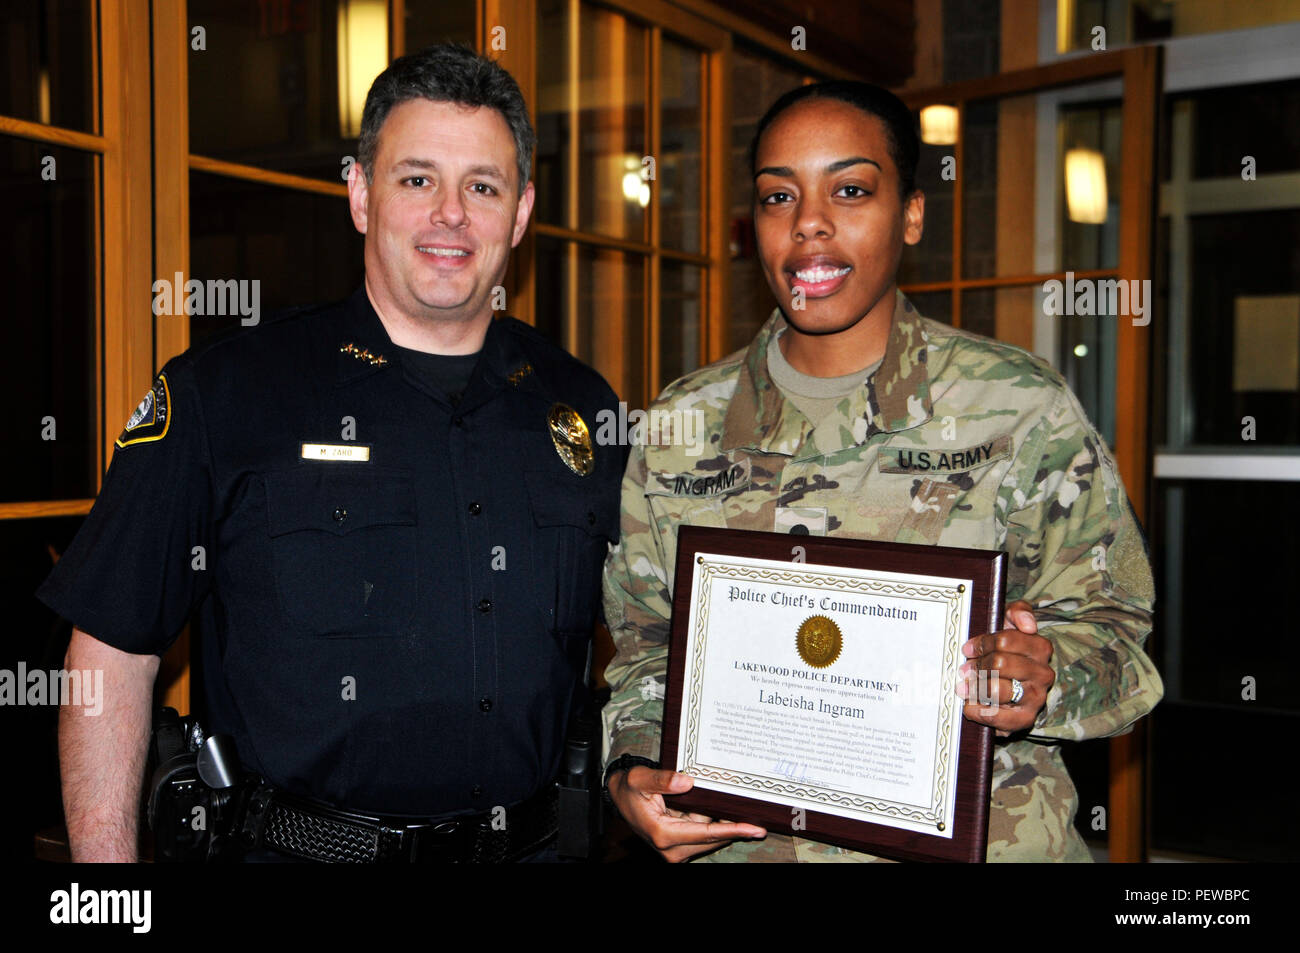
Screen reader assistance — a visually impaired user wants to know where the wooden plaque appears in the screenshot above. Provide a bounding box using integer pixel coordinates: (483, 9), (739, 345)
(659, 525), (1005, 863)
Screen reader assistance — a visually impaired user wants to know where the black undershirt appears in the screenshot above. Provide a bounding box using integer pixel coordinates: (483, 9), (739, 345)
(396, 346), (482, 404)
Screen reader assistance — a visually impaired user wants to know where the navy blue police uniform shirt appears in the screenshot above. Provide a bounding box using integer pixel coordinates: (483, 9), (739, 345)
(38, 287), (624, 816)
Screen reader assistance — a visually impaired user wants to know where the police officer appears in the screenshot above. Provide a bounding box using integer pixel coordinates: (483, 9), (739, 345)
(40, 44), (622, 862)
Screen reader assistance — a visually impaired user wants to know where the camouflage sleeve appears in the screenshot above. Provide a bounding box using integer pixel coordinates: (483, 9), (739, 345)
(600, 438), (673, 768)
(1001, 384), (1164, 742)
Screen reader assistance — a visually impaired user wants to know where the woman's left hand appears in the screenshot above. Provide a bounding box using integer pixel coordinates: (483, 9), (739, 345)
(957, 600), (1055, 737)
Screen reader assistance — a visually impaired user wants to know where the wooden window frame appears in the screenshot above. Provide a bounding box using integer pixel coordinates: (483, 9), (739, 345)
(139, 0), (734, 708)
(895, 46), (1160, 520)
(0, 0), (153, 522)
(896, 46), (1163, 863)
(498, 0), (731, 406)
(6, 0), (1158, 864)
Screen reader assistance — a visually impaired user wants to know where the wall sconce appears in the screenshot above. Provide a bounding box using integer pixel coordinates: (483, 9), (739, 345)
(337, 0), (388, 139)
(919, 105), (958, 145)
(1065, 147), (1108, 224)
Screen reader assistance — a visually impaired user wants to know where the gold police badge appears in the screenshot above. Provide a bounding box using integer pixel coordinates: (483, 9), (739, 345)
(547, 403), (594, 476)
(796, 615), (842, 669)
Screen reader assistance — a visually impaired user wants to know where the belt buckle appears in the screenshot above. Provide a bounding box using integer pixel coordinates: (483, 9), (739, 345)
(407, 819), (468, 863)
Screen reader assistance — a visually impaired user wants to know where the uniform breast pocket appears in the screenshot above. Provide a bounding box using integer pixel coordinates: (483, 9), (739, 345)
(524, 469), (618, 666)
(264, 466), (418, 635)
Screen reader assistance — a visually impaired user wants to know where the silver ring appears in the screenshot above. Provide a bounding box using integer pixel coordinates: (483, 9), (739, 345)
(1009, 678), (1025, 705)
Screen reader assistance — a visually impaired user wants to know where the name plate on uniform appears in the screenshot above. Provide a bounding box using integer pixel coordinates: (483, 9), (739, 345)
(660, 526), (1004, 863)
(300, 443), (371, 462)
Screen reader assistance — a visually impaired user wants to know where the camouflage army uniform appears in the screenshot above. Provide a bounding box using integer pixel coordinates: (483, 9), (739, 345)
(601, 291), (1163, 862)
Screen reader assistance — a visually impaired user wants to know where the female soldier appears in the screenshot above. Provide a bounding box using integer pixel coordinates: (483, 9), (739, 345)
(601, 81), (1162, 863)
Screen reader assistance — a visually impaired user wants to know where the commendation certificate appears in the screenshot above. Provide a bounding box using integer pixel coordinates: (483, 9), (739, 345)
(661, 527), (1003, 862)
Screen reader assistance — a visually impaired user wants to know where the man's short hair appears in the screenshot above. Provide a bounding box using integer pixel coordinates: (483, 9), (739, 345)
(358, 43), (536, 192)
(748, 81), (921, 199)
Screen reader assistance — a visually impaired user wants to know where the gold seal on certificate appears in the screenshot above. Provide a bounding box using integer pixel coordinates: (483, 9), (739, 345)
(796, 615), (842, 668)
(659, 526), (1006, 863)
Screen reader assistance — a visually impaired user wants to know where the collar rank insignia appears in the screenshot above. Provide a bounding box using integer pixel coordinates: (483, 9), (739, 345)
(547, 403), (594, 476)
(340, 342), (388, 366)
(506, 362), (533, 386)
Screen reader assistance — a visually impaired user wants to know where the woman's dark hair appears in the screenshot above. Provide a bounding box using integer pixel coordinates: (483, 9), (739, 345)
(358, 43), (535, 192)
(748, 81), (920, 198)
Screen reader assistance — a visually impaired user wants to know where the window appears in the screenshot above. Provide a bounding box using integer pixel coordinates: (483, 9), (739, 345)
(726, 43), (810, 355)
(898, 46), (1162, 860)
(0, 0), (112, 861)
(897, 70), (1151, 454)
(531, 0), (725, 408)
(1149, 78), (1300, 862)
(1058, 0), (1300, 52)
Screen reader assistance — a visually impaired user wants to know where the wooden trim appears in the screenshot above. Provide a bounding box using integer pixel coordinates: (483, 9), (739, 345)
(599, 0), (728, 50)
(485, 0), (537, 325)
(1109, 43), (1161, 866)
(154, 2), (190, 369)
(895, 48), (1132, 108)
(952, 101), (963, 329)
(903, 0), (942, 91)
(100, 0), (155, 476)
(152, 1), (193, 718)
(647, 26), (662, 398)
(0, 500), (96, 520)
(188, 154), (349, 197)
(1116, 46), (1159, 533)
(901, 268), (1117, 294)
(93, 145), (105, 480)
(601, 10), (630, 401)
(665, 0), (862, 80)
(512, 219), (536, 331)
(89, 0), (101, 136)
(525, 0), (725, 386)
(390, 0), (405, 58)
(1110, 725), (1146, 862)
(534, 221), (654, 257)
(908, 45), (1161, 865)
(0, 115), (106, 153)
(993, 91), (1037, 350)
(910, 41), (1162, 870)
(1001, 0), (1039, 72)
(660, 246), (712, 266)
(704, 39), (730, 364)
(563, 0), (580, 355)
(483, 0), (536, 73)
(692, 34), (709, 281)
(532, 221), (711, 267)
(90, 0), (104, 481)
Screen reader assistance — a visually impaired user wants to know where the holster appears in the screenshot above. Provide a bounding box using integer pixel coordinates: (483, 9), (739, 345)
(146, 707), (250, 861)
(555, 704), (604, 860)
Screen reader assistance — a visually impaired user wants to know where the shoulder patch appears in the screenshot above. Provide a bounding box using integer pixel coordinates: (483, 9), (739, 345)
(115, 374), (171, 448)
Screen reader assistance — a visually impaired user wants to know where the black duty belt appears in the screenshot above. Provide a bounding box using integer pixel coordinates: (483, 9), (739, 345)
(237, 784), (560, 863)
